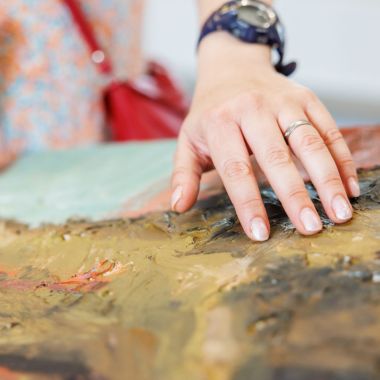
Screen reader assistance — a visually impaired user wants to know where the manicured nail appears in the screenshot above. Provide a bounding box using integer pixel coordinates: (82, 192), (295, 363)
(250, 218), (269, 242)
(300, 208), (322, 232)
(171, 186), (182, 210)
(332, 195), (352, 221)
(348, 177), (360, 198)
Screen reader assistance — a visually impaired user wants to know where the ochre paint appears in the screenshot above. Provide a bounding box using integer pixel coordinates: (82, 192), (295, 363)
(0, 167), (379, 379)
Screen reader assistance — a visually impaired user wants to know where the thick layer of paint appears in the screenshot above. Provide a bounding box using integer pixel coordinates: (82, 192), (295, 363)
(0, 167), (379, 380)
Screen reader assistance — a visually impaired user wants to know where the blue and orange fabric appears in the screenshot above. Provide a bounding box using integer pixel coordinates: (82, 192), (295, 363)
(0, 0), (144, 166)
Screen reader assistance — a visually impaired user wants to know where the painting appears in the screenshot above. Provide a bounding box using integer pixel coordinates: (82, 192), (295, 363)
(0, 126), (379, 380)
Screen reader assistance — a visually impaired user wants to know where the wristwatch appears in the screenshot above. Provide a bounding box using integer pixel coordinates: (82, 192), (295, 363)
(198, 0), (297, 76)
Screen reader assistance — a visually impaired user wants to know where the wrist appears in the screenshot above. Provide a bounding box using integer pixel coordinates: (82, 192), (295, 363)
(197, 32), (273, 75)
(196, 1), (296, 77)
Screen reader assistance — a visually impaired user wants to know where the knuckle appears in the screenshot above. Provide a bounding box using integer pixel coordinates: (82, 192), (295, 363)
(172, 166), (199, 184)
(321, 174), (343, 189)
(222, 159), (251, 179)
(264, 145), (292, 168)
(339, 155), (355, 168)
(297, 87), (318, 104)
(202, 106), (230, 125)
(323, 129), (344, 146)
(287, 186), (309, 201)
(236, 197), (263, 211)
(299, 132), (326, 154)
(238, 92), (264, 111)
(172, 166), (187, 178)
(171, 166), (187, 184)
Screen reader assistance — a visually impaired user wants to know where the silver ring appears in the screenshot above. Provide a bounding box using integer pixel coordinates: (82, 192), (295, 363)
(284, 120), (313, 141)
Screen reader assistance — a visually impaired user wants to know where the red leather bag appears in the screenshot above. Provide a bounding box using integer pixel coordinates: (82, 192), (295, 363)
(64, 0), (188, 141)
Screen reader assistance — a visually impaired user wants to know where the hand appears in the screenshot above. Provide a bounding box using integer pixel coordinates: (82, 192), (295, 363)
(171, 34), (359, 241)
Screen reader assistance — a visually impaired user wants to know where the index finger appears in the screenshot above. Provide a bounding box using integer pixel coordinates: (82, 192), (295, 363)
(206, 119), (270, 242)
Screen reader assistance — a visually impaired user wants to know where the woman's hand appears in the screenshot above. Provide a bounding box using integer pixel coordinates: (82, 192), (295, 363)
(171, 33), (359, 241)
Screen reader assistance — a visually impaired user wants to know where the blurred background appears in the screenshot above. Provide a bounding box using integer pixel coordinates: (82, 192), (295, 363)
(143, 0), (380, 126)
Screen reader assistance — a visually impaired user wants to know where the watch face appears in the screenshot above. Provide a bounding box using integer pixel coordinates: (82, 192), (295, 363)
(237, 0), (277, 29)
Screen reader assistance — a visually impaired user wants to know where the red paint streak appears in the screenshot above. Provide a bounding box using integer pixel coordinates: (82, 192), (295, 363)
(0, 260), (123, 294)
(49, 259), (116, 292)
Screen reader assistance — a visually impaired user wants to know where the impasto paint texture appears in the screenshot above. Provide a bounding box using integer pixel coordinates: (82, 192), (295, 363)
(0, 167), (379, 380)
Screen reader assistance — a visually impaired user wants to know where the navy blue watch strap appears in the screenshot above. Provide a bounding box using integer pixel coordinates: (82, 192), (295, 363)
(198, 1), (237, 44)
(198, 1), (297, 76)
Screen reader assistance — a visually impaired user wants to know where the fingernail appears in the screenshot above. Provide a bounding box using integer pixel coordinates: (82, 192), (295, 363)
(300, 207), (322, 232)
(332, 195), (352, 221)
(171, 186), (182, 210)
(348, 177), (360, 198)
(250, 218), (269, 242)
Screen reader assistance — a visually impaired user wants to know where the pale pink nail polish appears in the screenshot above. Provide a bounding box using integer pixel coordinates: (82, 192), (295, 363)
(348, 177), (360, 198)
(171, 186), (183, 210)
(250, 218), (269, 241)
(332, 195), (352, 221)
(300, 208), (322, 233)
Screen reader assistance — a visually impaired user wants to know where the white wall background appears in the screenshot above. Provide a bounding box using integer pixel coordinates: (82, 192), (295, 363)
(142, 0), (380, 125)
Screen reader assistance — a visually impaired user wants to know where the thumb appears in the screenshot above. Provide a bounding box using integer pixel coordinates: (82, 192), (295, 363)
(171, 133), (203, 213)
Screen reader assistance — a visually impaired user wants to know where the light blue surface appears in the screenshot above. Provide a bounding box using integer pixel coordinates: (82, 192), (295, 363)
(0, 140), (177, 226)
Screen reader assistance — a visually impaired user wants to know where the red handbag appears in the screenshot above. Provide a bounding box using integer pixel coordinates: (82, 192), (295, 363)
(64, 0), (188, 141)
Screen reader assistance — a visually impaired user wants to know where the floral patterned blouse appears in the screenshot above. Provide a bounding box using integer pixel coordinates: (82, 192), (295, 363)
(0, 0), (144, 165)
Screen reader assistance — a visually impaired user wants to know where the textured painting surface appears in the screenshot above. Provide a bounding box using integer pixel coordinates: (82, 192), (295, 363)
(0, 126), (379, 380)
(0, 166), (379, 380)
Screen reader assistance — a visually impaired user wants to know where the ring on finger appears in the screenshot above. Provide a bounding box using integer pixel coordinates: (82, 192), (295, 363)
(284, 120), (313, 142)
